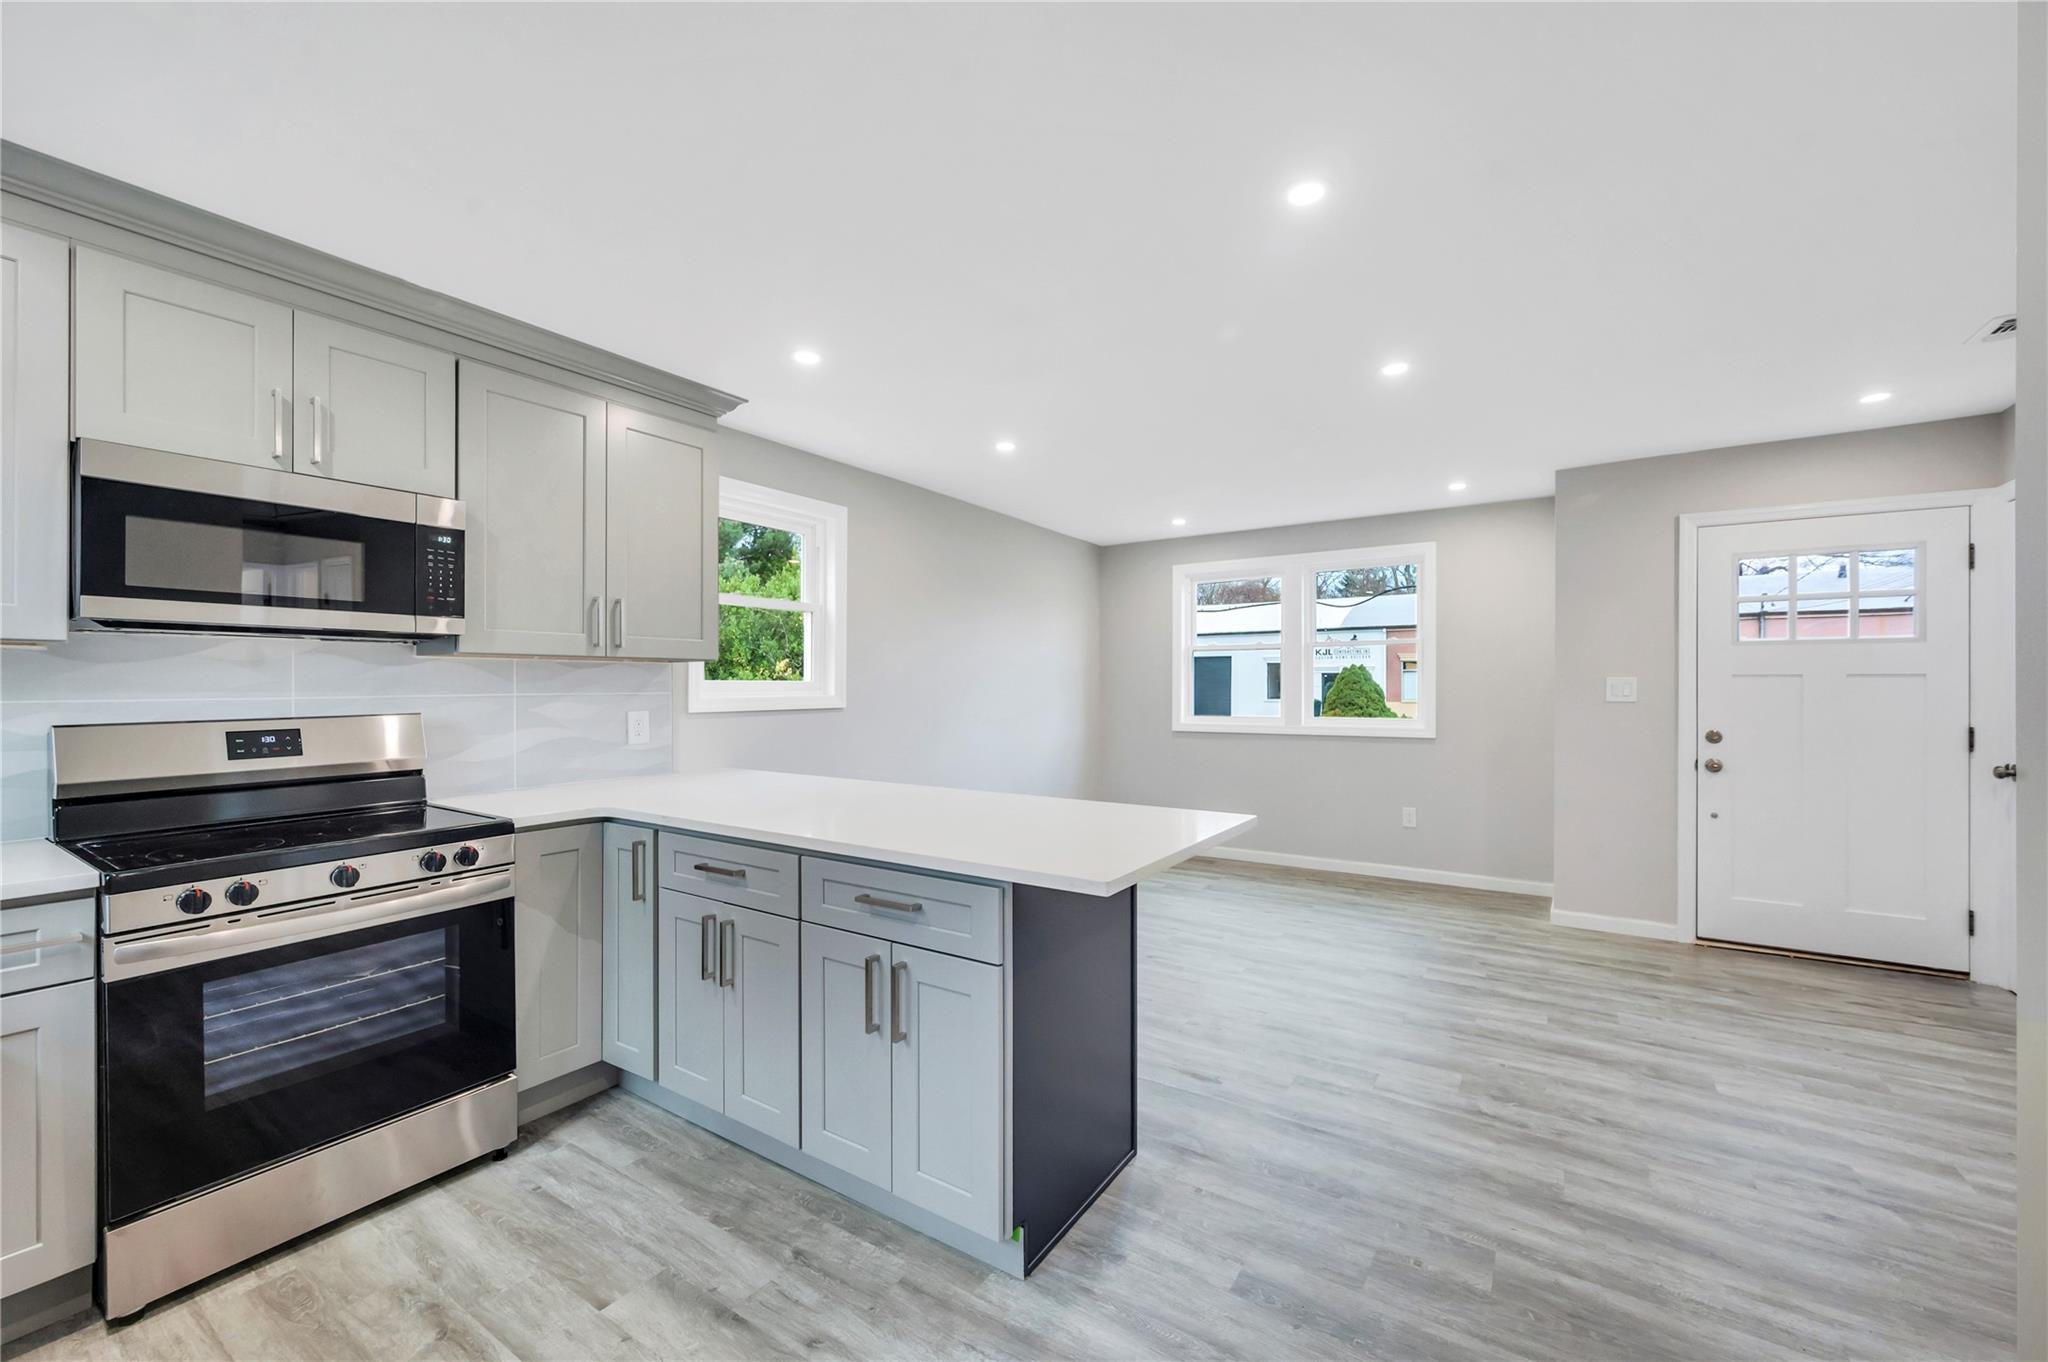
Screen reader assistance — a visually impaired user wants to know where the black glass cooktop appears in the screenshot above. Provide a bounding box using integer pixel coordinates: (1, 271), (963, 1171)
(65, 803), (508, 887)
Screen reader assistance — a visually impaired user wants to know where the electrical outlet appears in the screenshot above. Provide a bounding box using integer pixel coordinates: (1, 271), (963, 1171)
(1605, 676), (1639, 703)
(1401, 806), (1417, 829)
(626, 710), (651, 746)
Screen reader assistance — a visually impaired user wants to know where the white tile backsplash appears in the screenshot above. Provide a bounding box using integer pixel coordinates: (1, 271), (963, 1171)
(0, 633), (674, 838)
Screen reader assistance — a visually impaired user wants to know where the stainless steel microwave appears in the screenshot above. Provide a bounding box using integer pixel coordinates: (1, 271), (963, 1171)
(72, 440), (465, 639)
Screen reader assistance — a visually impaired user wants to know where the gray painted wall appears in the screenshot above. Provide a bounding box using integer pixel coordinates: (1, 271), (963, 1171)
(0, 635), (672, 840)
(1552, 412), (2012, 931)
(670, 427), (1101, 800)
(1095, 498), (1556, 889)
(2013, 0), (2045, 1352)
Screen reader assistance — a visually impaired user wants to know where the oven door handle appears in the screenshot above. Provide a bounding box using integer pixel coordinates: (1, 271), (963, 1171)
(103, 870), (514, 982)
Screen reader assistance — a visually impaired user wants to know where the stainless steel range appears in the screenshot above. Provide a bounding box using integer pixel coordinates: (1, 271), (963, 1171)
(49, 714), (517, 1321)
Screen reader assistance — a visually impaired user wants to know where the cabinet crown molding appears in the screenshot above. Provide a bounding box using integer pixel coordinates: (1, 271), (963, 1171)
(1, 139), (747, 422)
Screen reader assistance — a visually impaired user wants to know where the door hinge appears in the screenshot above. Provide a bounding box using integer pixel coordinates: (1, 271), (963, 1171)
(1969, 725), (1976, 752)
(1969, 542), (1976, 569)
(1968, 909), (1976, 937)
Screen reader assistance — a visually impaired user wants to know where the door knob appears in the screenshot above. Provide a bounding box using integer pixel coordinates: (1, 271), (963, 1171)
(1704, 729), (1723, 744)
(1703, 757), (1724, 773)
(1993, 764), (2017, 780)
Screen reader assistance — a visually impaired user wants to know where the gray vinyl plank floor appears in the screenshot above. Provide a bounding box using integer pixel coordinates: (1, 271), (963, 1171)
(7, 860), (2016, 1361)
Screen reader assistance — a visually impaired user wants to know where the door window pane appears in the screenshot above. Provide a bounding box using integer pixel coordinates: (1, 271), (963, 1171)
(1736, 600), (1788, 640)
(706, 605), (808, 681)
(1736, 556), (1790, 597)
(1796, 552), (1852, 593)
(1855, 595), (1916, 637)
(717, 519), (803, 600)
(1856, 548), (1916, 593)
(1794, 596), (1850, 639)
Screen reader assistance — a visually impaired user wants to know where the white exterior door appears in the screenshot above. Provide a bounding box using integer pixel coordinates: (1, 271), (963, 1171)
(800, 923), (893, 1186)
(722, 906), (800, 1146)
(1696, 507), (1972, 969)
(656, 889), (724, 1107)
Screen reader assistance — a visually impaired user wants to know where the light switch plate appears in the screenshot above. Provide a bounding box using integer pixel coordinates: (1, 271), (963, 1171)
(626, 710), (651, 745)
(1605, 676), (1638, 703)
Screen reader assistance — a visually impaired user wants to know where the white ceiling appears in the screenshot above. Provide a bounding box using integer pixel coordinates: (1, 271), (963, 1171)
(1, 3), (2017, 545)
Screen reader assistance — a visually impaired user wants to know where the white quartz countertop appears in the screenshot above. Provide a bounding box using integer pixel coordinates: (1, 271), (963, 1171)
(448, 769), (1256, 897)
(0, 838), (100, 906)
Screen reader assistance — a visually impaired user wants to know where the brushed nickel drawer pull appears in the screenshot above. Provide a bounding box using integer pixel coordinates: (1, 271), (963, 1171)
(854, 892), (922, 914)
(863, 953), (882, 1035)
(890, 960), (909, 1043)
(698, 912), (716, 981)
(693, 863), (746, 879)
(718, 918), (736, 989)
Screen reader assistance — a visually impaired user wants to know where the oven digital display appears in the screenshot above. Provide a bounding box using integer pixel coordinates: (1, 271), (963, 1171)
(225, 728), (303, 761)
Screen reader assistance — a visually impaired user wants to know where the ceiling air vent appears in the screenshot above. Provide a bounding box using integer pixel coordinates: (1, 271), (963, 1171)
(1967, 314), (2017, 344)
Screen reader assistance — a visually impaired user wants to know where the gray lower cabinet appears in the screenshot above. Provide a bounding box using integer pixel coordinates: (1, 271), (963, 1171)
(800, 921), (1005, 1240)
(292, 312), (455, 497)
(655, 889), (799, 1145)
(601, 824), (656, 1081)
(0, 977), (96, 1296)
(514, 823), (605, 1090)
(0, 221), (70, 642)
(73, 246), (296, 469)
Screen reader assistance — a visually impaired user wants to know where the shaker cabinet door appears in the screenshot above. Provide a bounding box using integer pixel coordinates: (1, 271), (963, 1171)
(601, 824), (657, 1081)
(456, 362), (607, 656)
(513, 822), (605, 1090)
(1, 222), (71, 641)
(656, 889), (725, 1108)
(604, 404), (717, 660)
(888, 943), (1005, 1240)
(722, 906), (799, 1146)
(74, 246), (294, 468)
(293, 312), (455, 497)
(0, 979), (97, 1295)
(800, 923), (893, 1187)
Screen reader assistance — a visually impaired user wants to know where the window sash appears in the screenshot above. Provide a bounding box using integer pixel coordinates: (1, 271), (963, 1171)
(690, 479), (846, 713)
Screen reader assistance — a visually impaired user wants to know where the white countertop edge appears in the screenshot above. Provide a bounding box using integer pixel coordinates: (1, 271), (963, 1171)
(442, 795), (1258, 898)
(0, 838), (101, 906)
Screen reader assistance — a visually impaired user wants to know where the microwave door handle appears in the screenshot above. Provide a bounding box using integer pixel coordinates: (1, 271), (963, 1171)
(103, 869), (512, 982)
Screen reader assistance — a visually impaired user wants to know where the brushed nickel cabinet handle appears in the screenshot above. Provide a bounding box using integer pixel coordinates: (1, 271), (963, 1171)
(631, 838), (646, 902)
(854, 892), (922, 914)
(719, 918), (736, 988)
(863, 953), (882, 1035)
(611, 597), (624, 652)
(698, 912), (716, 981)
(587, 597), (601, 650)
(693, 862), (745, 879)
(271, 389), (284, 462)
(890, 960), (909, 1043)
(309, 396), (323, 465)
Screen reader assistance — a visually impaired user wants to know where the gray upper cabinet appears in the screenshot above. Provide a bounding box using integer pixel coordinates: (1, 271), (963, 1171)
(456, 362), (608, 656)
(1, 222), (72, 642)
(605, 403), (717, 661)
(74, 246), (295, 468)
(292, 312), (455, 497)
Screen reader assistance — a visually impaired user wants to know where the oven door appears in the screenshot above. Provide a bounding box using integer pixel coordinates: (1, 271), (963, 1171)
(74, 440), (430, 637)
(100, 872), (515, 1226)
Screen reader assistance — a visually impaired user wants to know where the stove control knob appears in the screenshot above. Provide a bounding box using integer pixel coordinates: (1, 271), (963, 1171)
(418, 849), (449, 874)
(175, 887), (212, 915)
(453, 844), (481, 868)
(330, 864), (362, 890)
(225, 880), (260, 908)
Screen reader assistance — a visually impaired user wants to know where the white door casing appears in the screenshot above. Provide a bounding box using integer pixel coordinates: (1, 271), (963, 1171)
(1695, 507), (1972, 970)
(1970, 494), (2018, 990)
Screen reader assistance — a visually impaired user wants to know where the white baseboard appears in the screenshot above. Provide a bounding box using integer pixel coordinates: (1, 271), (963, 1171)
(1548, 907), (1686, 942)
(1197, 845), (1553, 899)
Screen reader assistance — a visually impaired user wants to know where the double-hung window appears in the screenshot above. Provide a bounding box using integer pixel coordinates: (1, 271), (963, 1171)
(1172, 541), (1435, 737)
(686, 478), (847, 712)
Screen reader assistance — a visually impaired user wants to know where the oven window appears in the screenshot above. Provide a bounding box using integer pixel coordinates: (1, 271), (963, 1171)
(126, 517), (368, 603)
(202, 926), (454, 1105)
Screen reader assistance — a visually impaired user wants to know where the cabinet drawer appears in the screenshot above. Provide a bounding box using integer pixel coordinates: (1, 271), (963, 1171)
(800, 858), (1003, 966)
(0, 898), (95, 996)
(657, 832), (799, 917)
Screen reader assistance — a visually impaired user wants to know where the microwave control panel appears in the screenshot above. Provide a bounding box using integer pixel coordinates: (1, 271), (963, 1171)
(417, 526), (465, 617)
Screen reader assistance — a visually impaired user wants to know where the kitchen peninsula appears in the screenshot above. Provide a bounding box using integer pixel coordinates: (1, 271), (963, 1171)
(451, 769), (1254, 1275)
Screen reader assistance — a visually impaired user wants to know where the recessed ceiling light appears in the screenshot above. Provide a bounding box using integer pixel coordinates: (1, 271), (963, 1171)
(994, 439), (1017, 455)
(1447, 481), (1469, 493)
(1285, 180), (1327, 208)
(1859, 390), (1892, 404)
(1381, 360), (1412, 378)
(791, 348), (822, 367)
(1170, 516), (1188, 527)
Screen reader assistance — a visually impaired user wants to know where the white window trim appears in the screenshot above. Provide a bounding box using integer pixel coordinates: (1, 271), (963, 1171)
(687, 478), (848, 713)
(1170, 541), (1437, 738)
